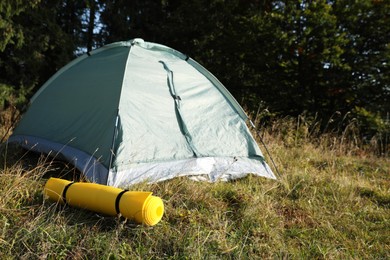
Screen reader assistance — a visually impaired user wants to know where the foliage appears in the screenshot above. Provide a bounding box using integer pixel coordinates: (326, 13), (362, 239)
(267, 1), (350, 117)
(353, 106), (390, 155)
(0, 0), (78, 110)
(333, 0), (390, 114)
(0, 0), (40, 51)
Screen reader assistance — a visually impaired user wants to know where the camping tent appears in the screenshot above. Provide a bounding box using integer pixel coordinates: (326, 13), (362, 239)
(8, 39), (275, 187)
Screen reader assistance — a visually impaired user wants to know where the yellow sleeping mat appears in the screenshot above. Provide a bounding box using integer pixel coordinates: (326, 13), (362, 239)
(44, 177), (164, 226)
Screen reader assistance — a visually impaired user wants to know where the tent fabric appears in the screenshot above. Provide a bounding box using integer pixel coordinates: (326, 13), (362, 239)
(8, 38), (276, 188)
(108, 156), (274, 187)
(8, 135), (108, 183)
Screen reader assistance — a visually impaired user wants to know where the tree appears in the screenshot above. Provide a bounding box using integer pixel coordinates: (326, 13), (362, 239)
(0, 0), (40, 108)
(333, 0), (390, 138)
(251, 0), (350, 119)
(333, 0), (390, 114)
(0, 0), (78, 109)
(0, 0), (41, 52)
(99, 0), (165, 44)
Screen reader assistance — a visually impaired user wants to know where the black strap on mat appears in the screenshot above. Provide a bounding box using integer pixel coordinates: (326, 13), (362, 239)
(62, 182), (74, 204)
(115, 190), (129, 215)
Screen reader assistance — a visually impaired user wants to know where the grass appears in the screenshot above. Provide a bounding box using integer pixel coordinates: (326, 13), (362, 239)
(0, 111), (389, 259)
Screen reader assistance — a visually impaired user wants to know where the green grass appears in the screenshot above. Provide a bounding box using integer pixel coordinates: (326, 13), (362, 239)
(0, 114), (389, 259)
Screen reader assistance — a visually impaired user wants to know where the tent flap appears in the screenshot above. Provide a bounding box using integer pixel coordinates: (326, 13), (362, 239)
(108, 156), (275, 187)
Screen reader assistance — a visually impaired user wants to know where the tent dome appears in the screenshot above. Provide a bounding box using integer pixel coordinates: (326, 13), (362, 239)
(8, 39), (275, 187)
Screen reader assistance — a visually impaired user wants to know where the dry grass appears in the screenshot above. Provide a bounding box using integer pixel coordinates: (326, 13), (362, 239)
(0, 111), (389, 259)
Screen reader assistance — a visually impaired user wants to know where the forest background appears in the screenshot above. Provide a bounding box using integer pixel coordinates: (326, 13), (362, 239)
(0, 1), (389, 258)
(0, 0), (389, 152)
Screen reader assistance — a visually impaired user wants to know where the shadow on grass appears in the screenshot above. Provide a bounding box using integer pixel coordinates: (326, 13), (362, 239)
(0, 142), (84, 182)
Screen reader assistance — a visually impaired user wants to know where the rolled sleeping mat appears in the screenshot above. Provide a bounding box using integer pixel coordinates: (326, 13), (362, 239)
(43, 177), (164, 226)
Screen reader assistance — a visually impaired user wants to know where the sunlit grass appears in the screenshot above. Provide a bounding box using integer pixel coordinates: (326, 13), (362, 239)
(0, 112), (389, 259)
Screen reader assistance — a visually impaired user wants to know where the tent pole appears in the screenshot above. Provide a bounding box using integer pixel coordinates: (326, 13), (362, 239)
(108, 109), (120, 173)
(250, 120), (282, 178)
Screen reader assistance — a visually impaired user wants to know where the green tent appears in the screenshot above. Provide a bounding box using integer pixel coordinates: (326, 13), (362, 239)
(8, 39), (275, 187)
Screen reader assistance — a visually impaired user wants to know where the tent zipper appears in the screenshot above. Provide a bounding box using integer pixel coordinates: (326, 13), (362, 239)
(159, 60), (198, 157)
